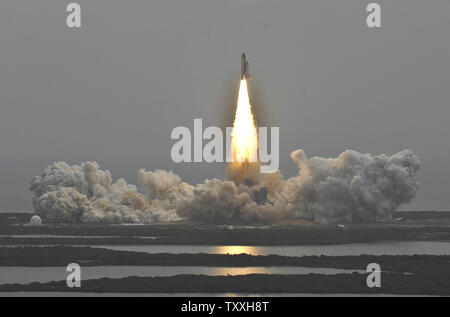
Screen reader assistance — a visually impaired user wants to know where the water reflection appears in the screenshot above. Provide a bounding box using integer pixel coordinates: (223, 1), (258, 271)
(85, 241), (450, 256)
(213, 246), (258, 255)
(0, 266), (359, 285)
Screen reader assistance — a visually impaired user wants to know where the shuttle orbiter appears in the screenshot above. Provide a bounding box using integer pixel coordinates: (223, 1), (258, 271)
(241, 53), (251, 79)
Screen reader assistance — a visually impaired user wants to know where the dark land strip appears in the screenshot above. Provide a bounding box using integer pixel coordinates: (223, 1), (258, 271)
(1, 273), (449, 295)
(1, 246), (450, 275)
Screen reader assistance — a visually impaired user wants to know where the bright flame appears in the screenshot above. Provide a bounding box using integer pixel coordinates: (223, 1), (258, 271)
(232, 79), (258, 163)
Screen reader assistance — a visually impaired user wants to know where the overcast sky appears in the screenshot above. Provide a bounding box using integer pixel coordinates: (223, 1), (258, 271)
(0, 0), (449, 211)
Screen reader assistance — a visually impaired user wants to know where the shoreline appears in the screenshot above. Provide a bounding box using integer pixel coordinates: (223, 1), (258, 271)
(2, 212), (450, 246)
(1, 227), (450, 246)
(1, 273), (449, 295)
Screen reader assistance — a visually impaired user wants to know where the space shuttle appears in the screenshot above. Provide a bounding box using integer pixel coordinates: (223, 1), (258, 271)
(241, 53), (251, 79)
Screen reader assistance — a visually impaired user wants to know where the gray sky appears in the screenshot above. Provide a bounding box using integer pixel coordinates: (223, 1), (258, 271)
(0, 0), (449, 211)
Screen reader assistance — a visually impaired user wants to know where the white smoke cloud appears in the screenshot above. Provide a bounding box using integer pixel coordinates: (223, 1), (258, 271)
(30, 162), (180, 223)
(30, 149), (420, 224)
(176, 179), (253, 222)
(279, 149), (421, 223)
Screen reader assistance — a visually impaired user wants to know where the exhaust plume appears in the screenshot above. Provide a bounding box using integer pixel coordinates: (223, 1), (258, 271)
(227, 79), (260, 185)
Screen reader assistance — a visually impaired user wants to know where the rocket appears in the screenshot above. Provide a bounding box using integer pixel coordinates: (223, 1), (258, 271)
(241, 53), (251, 79)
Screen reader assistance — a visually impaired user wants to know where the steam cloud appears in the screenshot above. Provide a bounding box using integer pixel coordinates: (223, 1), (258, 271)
(30, 149), (420, 224)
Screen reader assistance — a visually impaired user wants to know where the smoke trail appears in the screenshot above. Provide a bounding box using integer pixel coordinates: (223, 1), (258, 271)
(30, 149), (420, 224)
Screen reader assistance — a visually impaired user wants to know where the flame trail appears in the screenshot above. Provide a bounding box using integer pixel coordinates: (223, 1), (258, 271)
(232, 79), (258, 163)
(229, 79), (259, 184)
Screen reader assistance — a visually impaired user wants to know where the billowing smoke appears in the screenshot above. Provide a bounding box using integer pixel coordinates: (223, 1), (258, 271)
(30, 149), (420, 224)
(30, 162), (181, 223)
(279, 149), (421, 223)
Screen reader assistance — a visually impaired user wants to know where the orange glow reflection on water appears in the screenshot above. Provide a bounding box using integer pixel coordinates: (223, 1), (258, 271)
(209, 267), (270, 275)
(208, 246), (269, 275)
(212, 245), (258, 255)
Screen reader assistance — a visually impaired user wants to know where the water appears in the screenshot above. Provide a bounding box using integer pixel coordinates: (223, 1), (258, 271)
(0, 266), (360, 285)
(0, 234), (160, 239)
(85, 241), (450, 256)
(1, 241), (447, 295)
